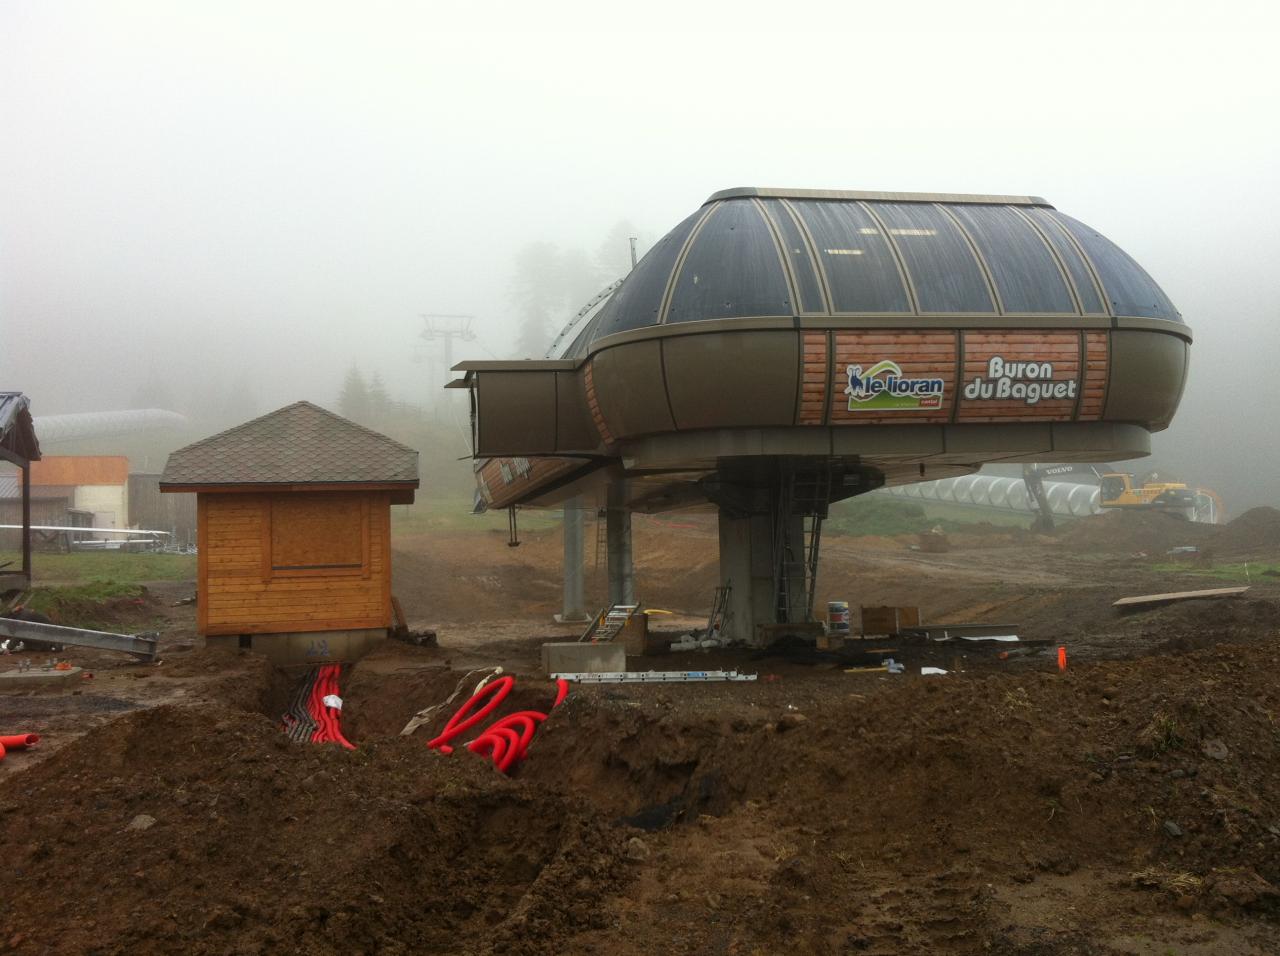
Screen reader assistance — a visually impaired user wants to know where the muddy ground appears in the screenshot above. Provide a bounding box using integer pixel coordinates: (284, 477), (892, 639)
(3, 508), (1280, 954)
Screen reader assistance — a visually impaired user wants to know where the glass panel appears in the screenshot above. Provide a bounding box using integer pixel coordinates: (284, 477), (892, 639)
(565, 310), (604, 358)
(867, 203), (995, 313)
(761, 199), (825, 313)
(666, 201), (792, 323)
(1023, 207), (1106, 315)
(1051, 212), (1181, 321)
(790, 200), (911, 313)
(591, 209), (702, 340)
(948, 204), (1076, 314)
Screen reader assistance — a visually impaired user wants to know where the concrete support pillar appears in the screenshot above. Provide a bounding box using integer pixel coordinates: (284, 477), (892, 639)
(559, 496), (588, 623)
(716, 506), (807, 646)
(606, 482), (634, 607)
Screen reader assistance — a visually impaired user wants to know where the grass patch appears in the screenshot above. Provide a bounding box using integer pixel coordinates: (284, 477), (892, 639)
(0, 550), (196, 586)
(18, 580), (158, 631)
(1139, 710), (1185, 755)
(1149, 561), (1280, 583)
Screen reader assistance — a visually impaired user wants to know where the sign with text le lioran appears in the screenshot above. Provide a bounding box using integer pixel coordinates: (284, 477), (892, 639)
(845, 360), (945, 411)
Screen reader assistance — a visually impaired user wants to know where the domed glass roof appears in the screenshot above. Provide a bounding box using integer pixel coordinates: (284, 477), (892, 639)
(568, 187), (1180, 357)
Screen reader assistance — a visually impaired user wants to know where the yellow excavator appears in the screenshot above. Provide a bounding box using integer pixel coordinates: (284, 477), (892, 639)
(1023, 464), (1221, 532)
(1096, 472), (1197, 512)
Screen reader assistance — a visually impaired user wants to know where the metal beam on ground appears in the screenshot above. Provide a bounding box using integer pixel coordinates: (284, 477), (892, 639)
(0, 618), (159, 661)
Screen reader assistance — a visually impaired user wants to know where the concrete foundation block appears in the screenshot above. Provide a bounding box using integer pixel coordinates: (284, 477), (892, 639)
(541, 641), (626, 676)
(0, 666), (83, 692)
(205, 629), (386, 667)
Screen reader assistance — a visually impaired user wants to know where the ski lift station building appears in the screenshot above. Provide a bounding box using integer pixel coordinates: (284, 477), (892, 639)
(453, 187), (1191, 644)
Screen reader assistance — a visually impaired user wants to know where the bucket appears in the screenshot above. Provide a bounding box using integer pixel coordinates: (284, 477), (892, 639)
(827, 600), (850, 635)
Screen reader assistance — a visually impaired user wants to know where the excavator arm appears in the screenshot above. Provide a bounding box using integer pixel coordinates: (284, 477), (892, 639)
(1022, 463), (1107, 532)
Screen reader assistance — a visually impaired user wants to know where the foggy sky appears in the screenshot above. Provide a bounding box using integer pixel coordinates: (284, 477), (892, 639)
(2, 1), (1279, 509)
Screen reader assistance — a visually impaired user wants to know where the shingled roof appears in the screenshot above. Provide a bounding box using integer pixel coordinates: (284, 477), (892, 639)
(159, 402), (419, 489)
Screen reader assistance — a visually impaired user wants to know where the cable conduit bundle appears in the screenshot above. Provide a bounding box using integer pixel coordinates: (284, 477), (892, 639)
(281, 664), (355, 750)
(428, 676), (568, 774)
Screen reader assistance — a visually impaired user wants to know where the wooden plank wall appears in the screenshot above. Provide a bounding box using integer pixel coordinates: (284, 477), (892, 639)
(128, 474), (197, 542)
(956, 332), (1080, 423)
(1079, 331), (1109, 421)
(830, 331), (957, 425)
(798, 331), (828, 425)
(796, 328), (1111, 426)
(478, 457), (582, 510)
(198, 492), (391, 636)
(583, 360), (616, 445)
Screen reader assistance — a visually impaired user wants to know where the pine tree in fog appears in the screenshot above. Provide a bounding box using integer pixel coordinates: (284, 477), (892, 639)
(510, 240), (565, 358)
(367, 371), (390, 424)
(339, 364), (371, 423)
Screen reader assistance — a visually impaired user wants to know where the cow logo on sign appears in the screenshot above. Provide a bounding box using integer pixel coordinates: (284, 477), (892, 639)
(845, 360), (945, 411)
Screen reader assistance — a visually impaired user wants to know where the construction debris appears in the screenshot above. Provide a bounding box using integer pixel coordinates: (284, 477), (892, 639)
(552, 670), (757, 683)
(401, 667), (501, 737)
(0, 616), (158, 661)
(541, 640), (625, 675)
(1113, 586), (1250, 612)
(861, 605), (921, 637)
(0, 732), (39, 762)
(577, 604), (639, 643)
(900, 623), (1018, 641)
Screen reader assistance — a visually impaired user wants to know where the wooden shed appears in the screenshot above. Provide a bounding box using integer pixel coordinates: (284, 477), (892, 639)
(159, 402), (418, 664)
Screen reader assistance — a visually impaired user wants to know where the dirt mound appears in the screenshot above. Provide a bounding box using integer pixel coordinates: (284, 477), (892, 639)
(15, 583), (162, 631)
(1058, 509), (1217, 554)
(5, 622), (1280, 952)
(1215, 506), (1280, 555)
(520, 641), (1280, 950)
(0, 703), (625, 956)
(1132, 597), (1280, 655)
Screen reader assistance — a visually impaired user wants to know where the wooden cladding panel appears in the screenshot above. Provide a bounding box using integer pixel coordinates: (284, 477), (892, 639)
(813, 327), (1110, 426)
(482, 457), (581, 510)
(798, 331), (829, 425)
(270, 495), (367, 573)
(956, 331), (1081, 423)
(583, 361), (616, 446)
(830, 331), (957, 425)
(199, 492), (391, 636)
(1079, 331), (1109, 420)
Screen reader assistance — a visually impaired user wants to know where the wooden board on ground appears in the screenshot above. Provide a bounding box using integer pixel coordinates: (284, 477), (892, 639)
(899, 623), (1019, 641)
(1113, 586), (1249, 612)
(861, 605), (921, 637)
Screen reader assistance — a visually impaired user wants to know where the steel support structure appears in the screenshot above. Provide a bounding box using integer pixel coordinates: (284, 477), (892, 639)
(559, 495), (589, 622)
(606, 482), (634, 607)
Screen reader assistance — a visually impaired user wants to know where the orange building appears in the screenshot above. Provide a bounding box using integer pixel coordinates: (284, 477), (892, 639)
(159, 402), (418, 664)
(26, 455), (130, 529)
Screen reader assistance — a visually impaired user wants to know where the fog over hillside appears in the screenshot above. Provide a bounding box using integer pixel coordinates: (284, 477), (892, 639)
(2, 0), (1277, 509)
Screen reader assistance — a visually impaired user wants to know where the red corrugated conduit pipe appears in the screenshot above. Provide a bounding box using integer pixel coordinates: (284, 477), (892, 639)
(309, 663), (356, 751)
(0, 733), (40, 762)
(427, 676), (568, 774)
